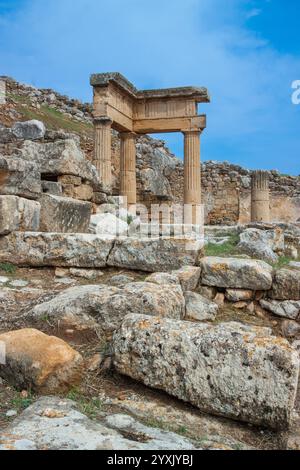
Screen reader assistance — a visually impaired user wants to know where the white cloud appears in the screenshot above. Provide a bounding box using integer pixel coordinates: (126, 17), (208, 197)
(0, 0), (299, 174)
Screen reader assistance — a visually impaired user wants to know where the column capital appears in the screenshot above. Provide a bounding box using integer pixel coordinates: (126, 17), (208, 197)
(120, 131), (137, 139)
(93, 116), (113, 126)
(182, 128), (204, 136)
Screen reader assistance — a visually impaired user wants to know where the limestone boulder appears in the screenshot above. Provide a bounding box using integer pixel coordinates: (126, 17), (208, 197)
(0, 329), (83, 393)
(172, 266), (202, 292)
(39, 194), (91, 233)
(0, 157), (41, 200)
(270, 269), (300, 300)
(145, 272), (180, 286)
(113, 314), (300, 430)
(19, 139), (101, 189)
(12, 120), (46, 140)
(225, 289), (254, 302)
(200, 257), (273, 290)
(237, 228), (283, 264)
(260, 299), (300, 320)
(0, 397), (200, 450)
(90, 213), (128, 237)
(29, 282), (185, 336)
(184, 291), (218, 321)
(0, 232), (114, 268)
(0, 125), (15, 143)
(0, 196), (40, 235)
(108, 238), (202, 272)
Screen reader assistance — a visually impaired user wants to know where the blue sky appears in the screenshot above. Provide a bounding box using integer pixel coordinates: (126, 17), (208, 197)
(0, 0), (299, 175)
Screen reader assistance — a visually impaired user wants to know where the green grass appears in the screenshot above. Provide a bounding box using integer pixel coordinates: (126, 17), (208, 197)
(10, 393), (34, 412)
(66, 388), (102, 418)
(8, 93), (93, 137)
(205, 234), (240, 257)
(273, 256), (300, 269)
(0, 262), (16, 274)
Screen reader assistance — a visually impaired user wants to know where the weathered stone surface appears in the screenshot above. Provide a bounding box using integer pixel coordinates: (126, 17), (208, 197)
(184, 291), (218, 321)
(108, 238), (202, 272)
(0, 125), (15, 143)
(172, 266), (202, 292)
(90, 213), (128, 236)
(0, 196), (40, 235)
(0, 157), (41, 200)
(237, 228), (284, 264)
(41, 181), (63, 196)
(114, 314), (300, 430)
(0, 329), (83, 393)
(225, 289), (254, 302)
(39, 194), (91, 233)
(282, 320), (300, 338)
(69, 268), (101, 280)
(198, 285), (217, 300)
(270, 269), (300, 301)
(29, 282), (185, 336)
(12, 120), (46, 140)
(0, 232), (114, 268)
(145, 272), (180, 286)
(260, 299), (300, 320)
(19, 139), (100, 188)
(200, 257), (273, 290)
(0, 397), (200, 450)
(109, 274), (135, 286)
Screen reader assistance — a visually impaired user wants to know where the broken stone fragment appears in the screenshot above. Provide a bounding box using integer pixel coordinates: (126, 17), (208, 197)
(270, 269), (300, 301)
(172, 266), (202, 292)
(0, 195), (40, 235)
(12, 120), (46, 140)
(145, 272), (180, 286)
(113, 314), (300, 430)
(200, 257), (273, 290)
(0, 157), (41, 200)
(184, 291), (218, 322)
(225, 289), (254, 302)
(0, 329), (83, 393)
(260, 299), (300, 320)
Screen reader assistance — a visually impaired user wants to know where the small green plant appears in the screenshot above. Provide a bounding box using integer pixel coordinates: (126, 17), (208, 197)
(0, 263), (16, 274)
(11, 393), (34, 411)
(127, 214), (134, 225)
(66, 388), (102, 418)
(273, 256), (300, 269)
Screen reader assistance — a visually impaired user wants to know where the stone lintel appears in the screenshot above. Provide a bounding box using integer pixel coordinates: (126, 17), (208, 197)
(90, 72), (210, 103)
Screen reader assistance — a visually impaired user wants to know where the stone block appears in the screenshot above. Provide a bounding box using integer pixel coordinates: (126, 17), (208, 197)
(39, 194), (91, 233)
(0, 195), (40, 235)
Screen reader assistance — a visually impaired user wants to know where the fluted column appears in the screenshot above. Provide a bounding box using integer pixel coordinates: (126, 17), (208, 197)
(183, 130), (201, 225)
(120, 132), (137, 213)
(93, 117), (112, 189)
(251, 171), (270, 223)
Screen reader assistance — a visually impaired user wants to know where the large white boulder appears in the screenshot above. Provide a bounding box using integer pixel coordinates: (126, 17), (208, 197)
(29, 282), (185, 337)
(12, 120), (46, 140)
(0, 397), (201, 450)
(90, 213), (128, 237)
(114, 314), (300, 430)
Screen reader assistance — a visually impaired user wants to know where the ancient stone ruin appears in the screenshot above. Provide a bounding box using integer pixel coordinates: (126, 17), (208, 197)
(0, 74), (300, 451)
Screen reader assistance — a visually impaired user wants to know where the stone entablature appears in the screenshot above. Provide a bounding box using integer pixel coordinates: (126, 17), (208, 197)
(91, 72), (210, 222)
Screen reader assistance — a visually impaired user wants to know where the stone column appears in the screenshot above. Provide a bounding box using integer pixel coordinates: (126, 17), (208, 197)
(183, 130), (202, 225)
(120, 132), (137, 214)
(93, 117), (112, 189)
(251, 170), (270, 223)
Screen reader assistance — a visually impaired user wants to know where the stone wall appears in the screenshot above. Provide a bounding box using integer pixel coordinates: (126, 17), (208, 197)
(1, 77), (299, 225)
